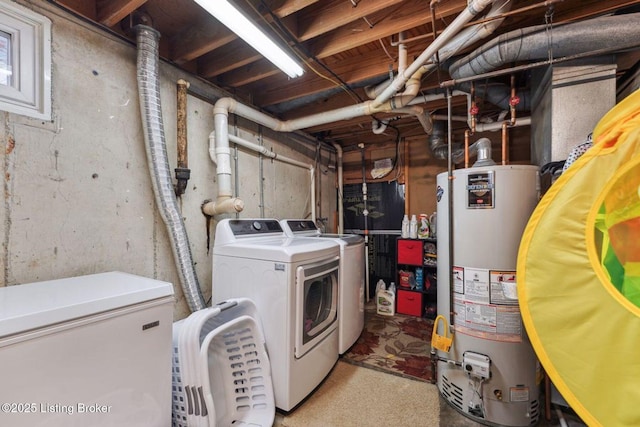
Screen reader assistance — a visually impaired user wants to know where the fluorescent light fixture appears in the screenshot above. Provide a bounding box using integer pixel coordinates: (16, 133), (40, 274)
(194, 0), (304, 78)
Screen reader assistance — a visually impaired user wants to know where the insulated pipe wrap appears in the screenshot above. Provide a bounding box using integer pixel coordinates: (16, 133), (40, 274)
(449, 13), (640, 79)
(136, 25), (206, 313)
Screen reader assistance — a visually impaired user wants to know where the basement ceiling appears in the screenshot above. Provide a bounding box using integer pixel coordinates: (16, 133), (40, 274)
(50, 0), (640, 151)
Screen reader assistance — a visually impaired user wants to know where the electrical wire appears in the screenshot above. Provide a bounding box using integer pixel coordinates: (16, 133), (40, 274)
(246, 0), (364, 104)
(245, 0), (436, 163)
(545, 5), (555, 64)
(379, 38), (397, 62)
(470, 377), (487, 419)
(391, 124), (401, 182)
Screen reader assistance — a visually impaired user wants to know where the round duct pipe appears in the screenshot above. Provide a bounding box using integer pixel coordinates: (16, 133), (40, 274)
(449, 13), (640, 80)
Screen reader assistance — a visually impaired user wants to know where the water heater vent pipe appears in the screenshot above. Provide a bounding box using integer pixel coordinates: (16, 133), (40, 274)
(472, 138), (496, 167)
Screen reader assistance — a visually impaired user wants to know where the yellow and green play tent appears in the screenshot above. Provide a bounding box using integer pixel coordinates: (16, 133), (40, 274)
(517, 88), (640, 427)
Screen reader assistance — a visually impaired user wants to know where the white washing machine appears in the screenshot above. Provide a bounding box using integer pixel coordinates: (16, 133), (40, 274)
(211, 219), (340, 411)
(280, 219), (365, 354)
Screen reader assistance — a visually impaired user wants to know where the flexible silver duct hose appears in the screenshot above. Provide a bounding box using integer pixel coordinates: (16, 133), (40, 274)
(136, 25), (206, 313)
(429, 121), (494, 164)
(430, 121), (464, 163)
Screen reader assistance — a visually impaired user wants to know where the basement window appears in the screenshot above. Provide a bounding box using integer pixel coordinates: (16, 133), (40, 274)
(0, 1), (51, 120)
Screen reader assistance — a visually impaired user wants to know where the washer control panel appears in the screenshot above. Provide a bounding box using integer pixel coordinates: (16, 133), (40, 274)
(228, 219), (283, 236)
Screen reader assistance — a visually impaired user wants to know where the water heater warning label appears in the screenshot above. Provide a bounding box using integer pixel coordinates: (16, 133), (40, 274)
(453, 266), (523, 342)
(510, 386), (530, 402)
(490, 271), (518, 305)
(463, 268), (490, 304)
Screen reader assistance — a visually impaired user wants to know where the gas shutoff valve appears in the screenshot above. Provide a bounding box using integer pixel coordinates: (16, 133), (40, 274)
(463, 351), (491, 380)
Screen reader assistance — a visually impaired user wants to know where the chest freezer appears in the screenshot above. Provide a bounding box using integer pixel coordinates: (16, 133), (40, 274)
(0, 271), (175, 427)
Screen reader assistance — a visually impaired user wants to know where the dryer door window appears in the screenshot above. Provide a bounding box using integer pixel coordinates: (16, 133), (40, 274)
(295, 257), (339, 358)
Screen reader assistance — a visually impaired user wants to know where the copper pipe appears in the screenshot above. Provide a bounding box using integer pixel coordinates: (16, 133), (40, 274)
(501, 121), (508, 165)
(464, 82), (477, 169)
(470, 82), (477, 133)
(464, 129), (471, 168)
(509, 74), (517, 126)
(496, 74), (517, 166)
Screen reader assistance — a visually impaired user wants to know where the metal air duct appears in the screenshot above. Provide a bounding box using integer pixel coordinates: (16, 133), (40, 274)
(449, 13), (640, 80)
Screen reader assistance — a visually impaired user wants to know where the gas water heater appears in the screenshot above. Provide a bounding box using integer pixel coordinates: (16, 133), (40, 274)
(435, 165), (541, 426)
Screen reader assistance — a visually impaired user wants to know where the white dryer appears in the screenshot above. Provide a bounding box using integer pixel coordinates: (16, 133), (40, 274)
(280, 219), (365, 354)
(211, 219), (340, 411)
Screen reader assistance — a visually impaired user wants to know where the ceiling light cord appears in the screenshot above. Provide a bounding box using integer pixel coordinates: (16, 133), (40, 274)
(252, 0), (364, 104)
(545, 6), (554, 64)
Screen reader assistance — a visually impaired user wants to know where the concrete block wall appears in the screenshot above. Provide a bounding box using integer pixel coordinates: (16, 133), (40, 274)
(0, 1), (336, 320)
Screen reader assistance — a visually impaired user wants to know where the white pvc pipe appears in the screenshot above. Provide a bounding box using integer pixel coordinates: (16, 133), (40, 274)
(207, 131), (317, 222)
(407, 90), (469, 110)
(372, 0), (495, 108)
(210, 2), (496, 134)
(394, 106), (434, 134)
(207, 2), (496, 216)
(203, 107), (245, 216)
(475, 116), (531, 132)
(423, 0), (512, 72)
(365, 0), (511, 101)
(230, 134), (315, 222)
(372, 119), (389, 134)
(229, 134), (310, 169)
(398, 32), (407, 77)
(213, 111), (233, 197)
(371, 91), (467, 136)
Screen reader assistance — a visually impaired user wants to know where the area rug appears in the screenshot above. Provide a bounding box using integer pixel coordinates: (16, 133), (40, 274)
(341, 300), (435, 382)
(274, 360), (440, 427)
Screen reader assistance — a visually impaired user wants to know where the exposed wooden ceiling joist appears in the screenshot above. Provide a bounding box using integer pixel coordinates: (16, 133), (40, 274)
(48, 0), (640, 152)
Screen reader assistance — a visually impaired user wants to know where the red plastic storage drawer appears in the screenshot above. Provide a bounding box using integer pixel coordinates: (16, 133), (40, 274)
(397, 239), (423, 265)
(397, 289), (423, 317)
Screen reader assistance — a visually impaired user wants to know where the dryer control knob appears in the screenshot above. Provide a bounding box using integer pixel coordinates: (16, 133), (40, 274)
(252, 221), (262, 231)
